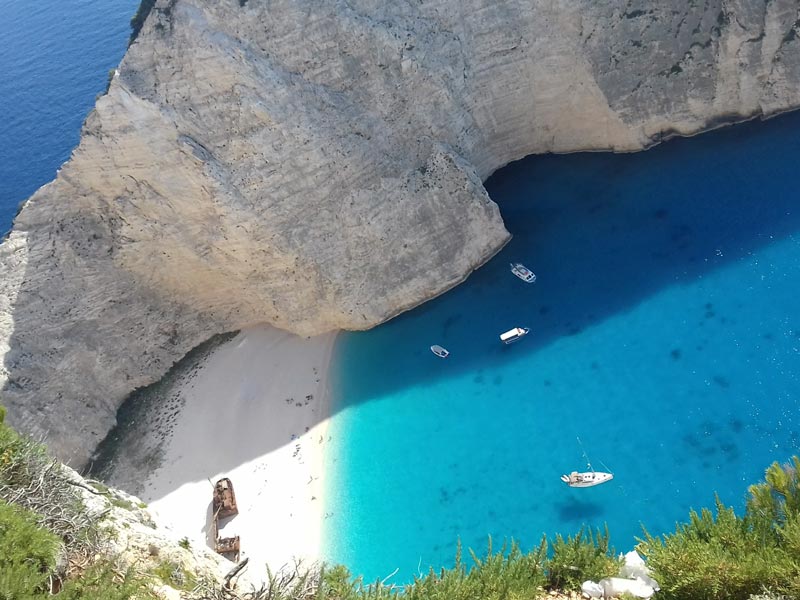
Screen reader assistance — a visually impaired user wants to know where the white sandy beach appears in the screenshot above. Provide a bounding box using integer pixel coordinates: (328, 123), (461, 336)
(139, 325), (337, 581)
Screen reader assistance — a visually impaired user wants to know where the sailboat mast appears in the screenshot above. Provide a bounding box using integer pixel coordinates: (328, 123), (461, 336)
(576, 436), (595, 473)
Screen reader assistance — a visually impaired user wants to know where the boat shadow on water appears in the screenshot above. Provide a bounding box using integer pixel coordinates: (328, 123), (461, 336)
(555, 496), (607, 525)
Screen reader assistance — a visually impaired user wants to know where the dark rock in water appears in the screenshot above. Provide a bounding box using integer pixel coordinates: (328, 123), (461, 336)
(683, 433), (700, 448)
(712, 375), (730, 388)
(720, 441), (739, 456)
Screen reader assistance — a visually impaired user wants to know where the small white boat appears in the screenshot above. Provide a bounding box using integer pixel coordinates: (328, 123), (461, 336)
(499, 327), (529, 344)
(510, 263), (536, 283)
(430, 345), (450, 358)
(561, 470), (614, 488)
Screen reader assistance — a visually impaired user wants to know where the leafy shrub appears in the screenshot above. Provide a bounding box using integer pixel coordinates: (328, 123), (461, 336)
(153, 560), (194, 591)
(403, 538), (548, 600)
(640, 458), (800, 599)
(0, 417), (90, 558)
(547, 525), (619, 590)
(0, 411), (156, 599)
(57, 562), (157, 600)
(0, 500), (60, 599)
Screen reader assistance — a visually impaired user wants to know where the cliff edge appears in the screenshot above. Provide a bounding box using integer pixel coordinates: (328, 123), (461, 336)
(2, 0), (799, 465)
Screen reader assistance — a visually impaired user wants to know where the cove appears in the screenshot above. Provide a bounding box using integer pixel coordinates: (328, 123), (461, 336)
(324, 110), (800, 582)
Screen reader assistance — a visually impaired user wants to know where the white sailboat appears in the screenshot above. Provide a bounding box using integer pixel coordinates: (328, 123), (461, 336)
(561, 439), (613, 488)
(560, 470), (613, 488)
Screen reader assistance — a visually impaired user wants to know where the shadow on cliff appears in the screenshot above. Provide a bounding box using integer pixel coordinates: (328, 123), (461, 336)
(92, 109), (800, 498)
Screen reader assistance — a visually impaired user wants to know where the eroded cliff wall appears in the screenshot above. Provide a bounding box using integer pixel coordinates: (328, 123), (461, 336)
(2, 0), (799, 465)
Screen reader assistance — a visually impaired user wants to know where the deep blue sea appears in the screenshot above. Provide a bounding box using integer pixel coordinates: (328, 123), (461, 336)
(325, 113), (800, 582)
(0, 0), (138, 234)
(3, 0), (800, 586)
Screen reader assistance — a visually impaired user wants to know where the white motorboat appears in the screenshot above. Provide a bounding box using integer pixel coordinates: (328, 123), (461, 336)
(560, 470), (614, 488)
(430, 345), (450, 358)
(499, 327), (529, 344)
(510, 262), (536, 283)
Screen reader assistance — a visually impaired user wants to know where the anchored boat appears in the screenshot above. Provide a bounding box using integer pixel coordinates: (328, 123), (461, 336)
(499, 327), (529, 344)
(561, 438), (614, 488)
(510, 262), (536, 283)
(430, 345), (450, 358)
(560, 470), (614, 488)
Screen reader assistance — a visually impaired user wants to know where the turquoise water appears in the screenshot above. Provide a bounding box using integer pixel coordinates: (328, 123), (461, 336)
(0, 0), (138, 233)
(325, 112), (800, 582)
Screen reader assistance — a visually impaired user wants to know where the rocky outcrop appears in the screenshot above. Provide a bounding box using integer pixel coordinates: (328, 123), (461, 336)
(60, 465), (233, 594)
(2, 0), (799, 466)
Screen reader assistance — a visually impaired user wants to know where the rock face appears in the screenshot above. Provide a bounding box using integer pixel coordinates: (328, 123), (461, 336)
(1, 0), (799, 466)
(61, 465), (232, 592)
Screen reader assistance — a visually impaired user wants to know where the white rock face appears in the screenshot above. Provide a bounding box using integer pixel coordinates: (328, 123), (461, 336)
(2, 0), (799, 466)
(61, 466), (231, 590)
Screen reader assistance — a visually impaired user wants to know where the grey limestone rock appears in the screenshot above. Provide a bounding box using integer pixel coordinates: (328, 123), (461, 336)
(1, 0), (799, 466)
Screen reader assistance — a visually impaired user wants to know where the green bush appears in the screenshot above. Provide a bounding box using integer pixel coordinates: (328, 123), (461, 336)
(57, 562), (157, 600)
(640, 458), (800, 599)
(0, 500), (60, 599)
(153, 559), (194, 591)
(0, 411), (156, 600)
(547, 525), (619, 590)
(403, 538), (548, 600)
(0, 498), (156, 600)
(0, 416), (89, 555)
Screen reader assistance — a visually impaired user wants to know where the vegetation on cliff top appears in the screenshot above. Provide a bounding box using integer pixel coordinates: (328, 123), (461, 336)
(641, 456), (800, 599)
(0, 407), (158, 599)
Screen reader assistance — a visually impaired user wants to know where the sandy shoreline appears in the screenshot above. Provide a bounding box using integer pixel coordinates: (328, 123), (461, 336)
(132, 325), (337, 581)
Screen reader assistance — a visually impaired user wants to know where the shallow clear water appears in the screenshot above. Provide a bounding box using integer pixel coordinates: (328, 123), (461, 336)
(0, 0), (138, 233)
(324, 112), (800, 582)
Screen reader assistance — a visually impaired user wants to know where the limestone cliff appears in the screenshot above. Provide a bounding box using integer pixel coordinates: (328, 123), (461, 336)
(1, 0), (799, 466)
